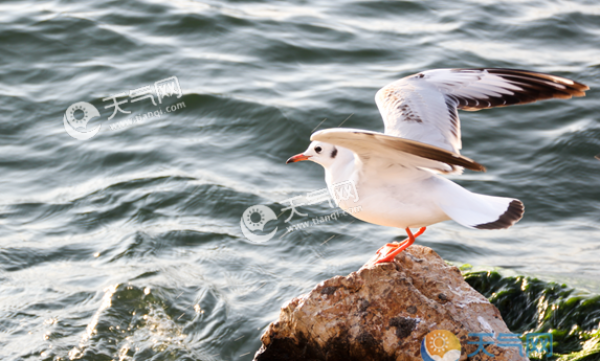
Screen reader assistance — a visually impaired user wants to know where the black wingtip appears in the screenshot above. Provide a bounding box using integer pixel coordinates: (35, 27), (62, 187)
(485, 68), (589, 94)
(474, 200), (524, 230)
(455, 68), (589, 111)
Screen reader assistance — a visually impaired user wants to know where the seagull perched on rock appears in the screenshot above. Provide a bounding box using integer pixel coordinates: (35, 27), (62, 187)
(287, 68), (588, 263)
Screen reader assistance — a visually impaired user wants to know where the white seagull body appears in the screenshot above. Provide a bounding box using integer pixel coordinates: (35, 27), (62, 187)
(287, 68), (588, 262)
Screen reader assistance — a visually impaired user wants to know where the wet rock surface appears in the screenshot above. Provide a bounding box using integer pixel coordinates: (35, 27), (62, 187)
(253, 245), (528, 361)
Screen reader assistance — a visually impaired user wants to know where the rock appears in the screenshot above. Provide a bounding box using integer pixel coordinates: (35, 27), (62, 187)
(253, 245), (529, 361)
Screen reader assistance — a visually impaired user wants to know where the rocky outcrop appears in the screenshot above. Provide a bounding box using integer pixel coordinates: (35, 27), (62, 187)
(254, 245), (528, 361)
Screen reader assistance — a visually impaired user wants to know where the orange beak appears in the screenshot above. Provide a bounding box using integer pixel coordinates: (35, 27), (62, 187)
(286, 153), (311, 164)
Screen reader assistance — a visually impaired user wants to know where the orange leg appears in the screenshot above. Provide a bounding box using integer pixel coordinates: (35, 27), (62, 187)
(376, 227), (427, 254)
(376, 243), (401, 255)
(413, 227), (426, 238)
(375, 227), (426, 263)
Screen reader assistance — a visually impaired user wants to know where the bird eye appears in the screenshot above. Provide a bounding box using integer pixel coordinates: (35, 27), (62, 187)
(315, 146), (322, 154)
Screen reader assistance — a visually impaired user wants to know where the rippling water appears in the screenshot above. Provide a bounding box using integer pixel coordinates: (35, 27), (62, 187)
(1, 0), (599, 360)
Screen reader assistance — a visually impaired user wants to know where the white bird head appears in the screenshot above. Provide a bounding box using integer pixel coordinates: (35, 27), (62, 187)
(286, 141), (345, 169)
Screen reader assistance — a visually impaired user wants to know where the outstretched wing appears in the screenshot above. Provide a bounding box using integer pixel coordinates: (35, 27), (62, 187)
(311, 128), (485, 174)
(375, 68), (589, 153)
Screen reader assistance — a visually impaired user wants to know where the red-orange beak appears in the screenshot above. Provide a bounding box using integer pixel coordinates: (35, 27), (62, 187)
(286, 153), (311, 164)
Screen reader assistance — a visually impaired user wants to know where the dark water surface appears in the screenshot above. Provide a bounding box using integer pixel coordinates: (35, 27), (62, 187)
(1, 0), (599, 360)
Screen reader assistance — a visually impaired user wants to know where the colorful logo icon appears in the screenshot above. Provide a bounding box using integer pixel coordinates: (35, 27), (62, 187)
(421, 330), (461, 361)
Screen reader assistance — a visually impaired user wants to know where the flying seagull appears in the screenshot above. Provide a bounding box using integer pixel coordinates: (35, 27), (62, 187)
(287, 68), (588, 263)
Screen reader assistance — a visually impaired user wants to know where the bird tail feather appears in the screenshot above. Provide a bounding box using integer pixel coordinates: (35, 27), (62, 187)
(436, 180), (524, 230)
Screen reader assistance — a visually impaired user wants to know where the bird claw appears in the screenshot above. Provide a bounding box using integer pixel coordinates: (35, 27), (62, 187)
(374, 227), (427, 263)
(376, 243), (400, 255)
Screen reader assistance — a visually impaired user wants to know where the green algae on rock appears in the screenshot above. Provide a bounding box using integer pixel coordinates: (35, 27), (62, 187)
(463, 269), (600, 361)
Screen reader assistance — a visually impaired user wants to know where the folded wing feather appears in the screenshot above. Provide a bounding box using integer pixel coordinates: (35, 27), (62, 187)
(311, 128), (485, 174)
